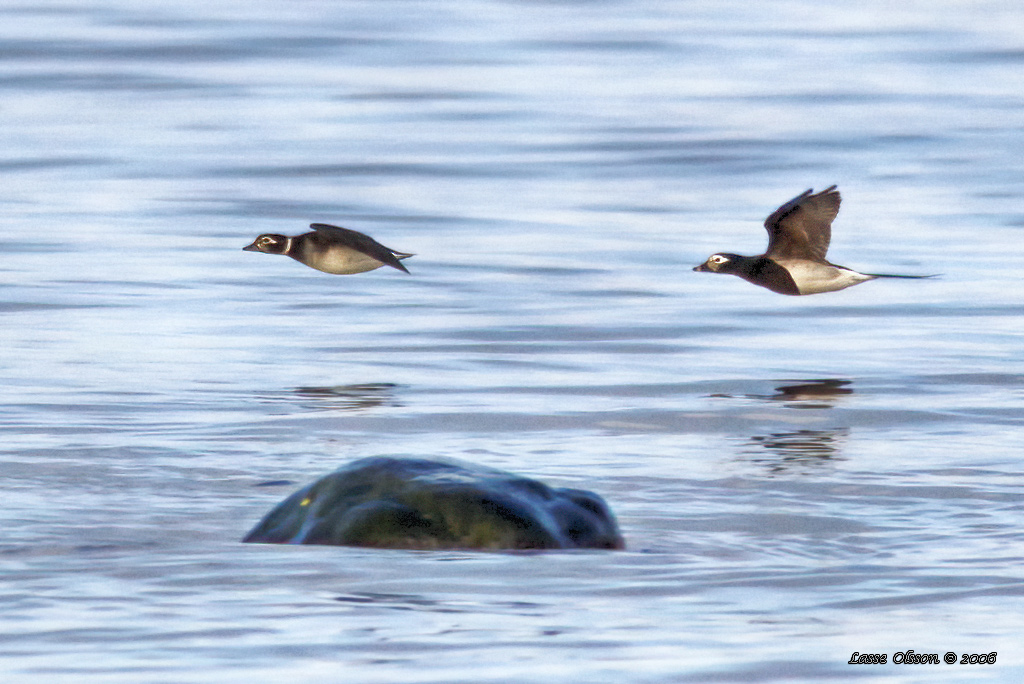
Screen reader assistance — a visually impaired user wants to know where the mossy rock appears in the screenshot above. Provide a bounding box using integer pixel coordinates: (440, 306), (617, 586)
(243, 457), (624, 551)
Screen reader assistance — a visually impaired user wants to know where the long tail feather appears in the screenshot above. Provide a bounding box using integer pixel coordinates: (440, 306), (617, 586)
(864, 273), (939, 279)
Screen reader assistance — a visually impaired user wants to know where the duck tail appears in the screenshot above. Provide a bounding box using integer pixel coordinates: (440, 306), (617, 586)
(388, 252), (414, 273)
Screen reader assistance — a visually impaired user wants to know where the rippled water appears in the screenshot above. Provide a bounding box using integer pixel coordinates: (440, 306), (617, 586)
(3, 1), (1024, 681)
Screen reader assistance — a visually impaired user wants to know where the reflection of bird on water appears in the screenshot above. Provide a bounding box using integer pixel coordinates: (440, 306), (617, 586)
(744, 428), (849, 473)
(258, 384), (400, 412)
(293, 384), (400, 411)
(748, 429), (847, 459)
(770, 379), (853, 408)
(707, 379), (853, 408)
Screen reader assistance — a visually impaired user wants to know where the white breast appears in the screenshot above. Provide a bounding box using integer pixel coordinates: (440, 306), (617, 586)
(775, 259), (876, 295)
(304, 246), (384, 275)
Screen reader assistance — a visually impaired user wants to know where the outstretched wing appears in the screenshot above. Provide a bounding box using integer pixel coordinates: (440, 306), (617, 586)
(310, 223), (411, 273)
(763, 186), (840, 261)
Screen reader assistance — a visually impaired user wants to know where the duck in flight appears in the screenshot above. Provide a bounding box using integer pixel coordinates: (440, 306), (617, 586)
(693, 186), (933, 295)
(244, 223), (413, 274)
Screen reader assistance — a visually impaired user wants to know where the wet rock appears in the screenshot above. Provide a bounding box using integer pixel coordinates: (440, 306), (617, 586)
(243, 456), (625, 551)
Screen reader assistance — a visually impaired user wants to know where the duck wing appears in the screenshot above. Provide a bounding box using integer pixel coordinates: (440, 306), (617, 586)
(763, 186), (840, 262)
(310, 223), (411, 273)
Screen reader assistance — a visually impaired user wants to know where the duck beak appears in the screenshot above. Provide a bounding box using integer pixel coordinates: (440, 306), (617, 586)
(693, 262), (709, 272)
(242, 241), (259, 252)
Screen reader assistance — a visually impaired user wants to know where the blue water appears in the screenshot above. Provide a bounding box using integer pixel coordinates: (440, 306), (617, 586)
(3, 1), (1024, 681)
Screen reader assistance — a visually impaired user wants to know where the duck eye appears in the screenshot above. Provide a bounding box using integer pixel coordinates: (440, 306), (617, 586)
(711, 255), (726, 264)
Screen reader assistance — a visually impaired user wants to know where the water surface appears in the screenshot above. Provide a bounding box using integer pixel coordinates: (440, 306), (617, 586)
(3, 1), (1024, 681)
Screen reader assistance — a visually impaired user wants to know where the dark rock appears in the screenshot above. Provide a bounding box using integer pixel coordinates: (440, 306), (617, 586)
(243, 456), (625, 551)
